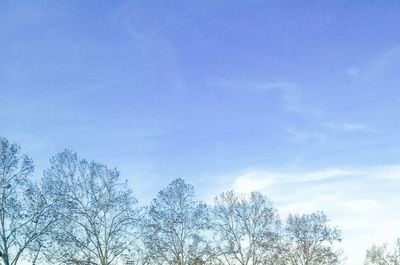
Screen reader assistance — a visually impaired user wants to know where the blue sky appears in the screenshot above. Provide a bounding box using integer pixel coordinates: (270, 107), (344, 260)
(1, 1), (400, 264)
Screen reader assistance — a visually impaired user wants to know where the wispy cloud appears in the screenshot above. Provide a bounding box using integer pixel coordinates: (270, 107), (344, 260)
(255, 81), (305, 113)
(285, 122), (376, 143)
(226, 165), (400, 265)
(285, 127), (326, 142)
(209, 79), (377, 143)
(347, 45), (400, 80)
(209, 79), (320, 118)
(23, 79), (128, 109)
(323, 122), (378, 133)
(231, 167), (350, 193)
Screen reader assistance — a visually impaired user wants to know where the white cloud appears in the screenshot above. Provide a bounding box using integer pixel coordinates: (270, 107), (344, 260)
(232, 170), (277, 192)
(227, 165), (400, 265)
(358, 164), (400, 181)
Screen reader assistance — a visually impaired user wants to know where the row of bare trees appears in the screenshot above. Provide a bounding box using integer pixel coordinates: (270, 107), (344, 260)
(0, 137), (343, 265)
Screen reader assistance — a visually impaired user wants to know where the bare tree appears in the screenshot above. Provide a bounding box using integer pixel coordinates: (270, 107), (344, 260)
(42, 150), (140, 265)
(365, 238), (400, 265)
(212, 191), (281, 265)
(0, 137), (56, 265)
(143, 178), (213, 265)
(281, 211), (342, 265)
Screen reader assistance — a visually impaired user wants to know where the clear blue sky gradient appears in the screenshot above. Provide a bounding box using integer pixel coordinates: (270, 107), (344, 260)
(1, 2), (400, 263)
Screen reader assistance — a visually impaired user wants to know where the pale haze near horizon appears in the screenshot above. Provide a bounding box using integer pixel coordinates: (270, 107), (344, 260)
(1, 1), (400, 264)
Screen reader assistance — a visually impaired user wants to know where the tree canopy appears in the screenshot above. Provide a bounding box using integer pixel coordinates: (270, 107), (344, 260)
(0, 136), (348, 265)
